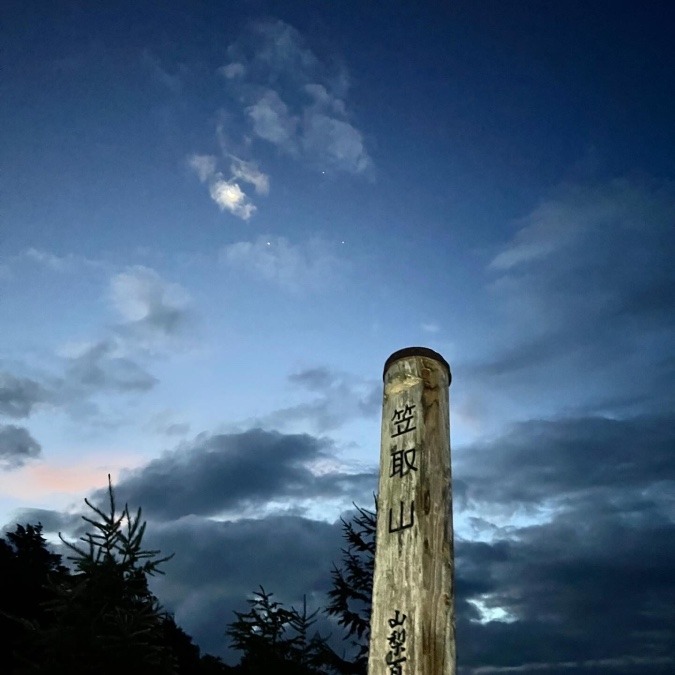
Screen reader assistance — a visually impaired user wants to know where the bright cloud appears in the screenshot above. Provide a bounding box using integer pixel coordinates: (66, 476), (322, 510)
(188, 154), (266, 220)
(209, 178), (256, 220)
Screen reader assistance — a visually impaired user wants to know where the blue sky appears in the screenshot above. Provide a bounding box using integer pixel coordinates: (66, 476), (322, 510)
(2, 1), (674, 671)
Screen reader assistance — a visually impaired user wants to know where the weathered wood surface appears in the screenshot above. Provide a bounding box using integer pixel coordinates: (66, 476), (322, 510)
(368, 348), (455, 675)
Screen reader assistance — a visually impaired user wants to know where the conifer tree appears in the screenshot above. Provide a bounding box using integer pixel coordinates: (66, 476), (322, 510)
(323, 503), (376, 674)
(30, 475), (176, 674)
(0, 523), (70, 672)
(227, 587), (327, 674)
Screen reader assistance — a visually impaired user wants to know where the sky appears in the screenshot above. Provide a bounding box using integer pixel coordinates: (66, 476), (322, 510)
(1, 1), (674, 671)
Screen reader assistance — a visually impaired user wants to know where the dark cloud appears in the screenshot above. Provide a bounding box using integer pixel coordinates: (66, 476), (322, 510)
(457, 413), (675, 508)
(10, 405), (673, 671)
(448, 406), (675, 673)
(0, 371), (46, 418)
(146, 514), (344, 660)
(4, 507), (82, 535)
(288, 366), (336, 391)
(108, 428), (375, 520)
(454, 504), (675, 674)
(0, 424), (41, 469)
(9, 409), (674, 670)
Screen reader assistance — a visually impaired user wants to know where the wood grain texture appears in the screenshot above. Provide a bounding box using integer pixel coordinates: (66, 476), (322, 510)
(368, 352), (455, 675)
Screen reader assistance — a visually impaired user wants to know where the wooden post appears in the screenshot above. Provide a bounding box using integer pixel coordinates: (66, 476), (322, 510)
(368, 347), (455, 675)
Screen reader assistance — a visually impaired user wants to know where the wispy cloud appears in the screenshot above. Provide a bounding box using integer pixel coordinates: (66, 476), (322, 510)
(63, 340), (158, 393)
(219, 236), (346, 293)
(3, 248), (108, 274)
(190, 19), (370, 218)
(109, 265), (193, 350)
(472, 178), (675, 416)
(0, 266), (193, 447)
(253, 365), (380, 433)
(220, 19), (372, 176)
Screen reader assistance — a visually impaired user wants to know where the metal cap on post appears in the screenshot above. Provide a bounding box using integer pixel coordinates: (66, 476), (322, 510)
(369, 347), (455, 675)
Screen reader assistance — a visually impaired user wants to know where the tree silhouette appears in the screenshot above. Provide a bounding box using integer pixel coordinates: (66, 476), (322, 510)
(0, 523), (70, 672)
(225, 503), (377, 675)
(26, 475), (176, 674)
(323, 503), (375, 674)
(2, 478), (238, 674)
(227, 587), (327, 674)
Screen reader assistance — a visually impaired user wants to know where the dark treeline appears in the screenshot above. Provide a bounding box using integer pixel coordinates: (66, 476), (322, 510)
(1, 478), (374, 674)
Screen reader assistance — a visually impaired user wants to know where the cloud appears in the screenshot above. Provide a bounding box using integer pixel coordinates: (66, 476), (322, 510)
(29, 410), (675, 670)
(220, 62), (245, 79)
(489, 179), (673, 272)
(188, 154), (217, 182)
(487, 179), (675, 332)
(109, 265), (192, 348)
(209, 177), (256, 219)
(108, 428), (374, 521)
(301, 113), (370, 174)
(457, 413), (675, 512)
(0, 372), (46, 418)
(191, 19), (370, 216)
(147, 515), (345, 661)
(13, 248), (106, 273)
(188, 154), (267, 220)
(219, 236), (345, 293)
(3, 507), (82, 534)
(454, 508), (675, 673)
(447, 407), (675, 673)
(219, 19), (372, 175)
(467, 177), (675, 425)
(246, 89), (298, 150)
(2, 266), (191, 430)
(63, 340), (158, 393)
(24, 248), (76, 271)
(287, 367), (336, 392)
(0, 424), (41, 469)
(11, 401), (674, 669)
(145, 410), (191, 437)
(256, 366), (380, 433)
(229, 157), (270, 195)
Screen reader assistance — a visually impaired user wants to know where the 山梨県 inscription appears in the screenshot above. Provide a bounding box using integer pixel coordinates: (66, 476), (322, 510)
(385, 610), (408, 674)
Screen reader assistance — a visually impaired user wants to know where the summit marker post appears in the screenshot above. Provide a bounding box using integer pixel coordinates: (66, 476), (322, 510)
(368, 347), (455, 675)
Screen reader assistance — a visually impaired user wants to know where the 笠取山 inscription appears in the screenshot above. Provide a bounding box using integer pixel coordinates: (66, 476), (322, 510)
(368, 347), (456, 675)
